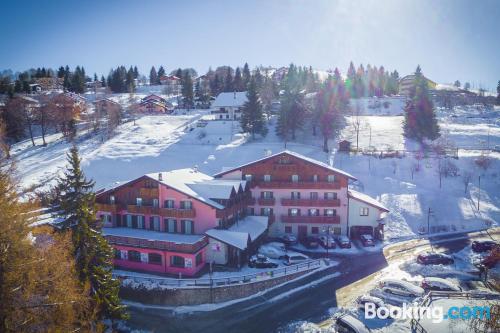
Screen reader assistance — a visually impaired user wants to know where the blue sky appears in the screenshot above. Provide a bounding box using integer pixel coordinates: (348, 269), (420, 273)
(1, 0), (499, 90)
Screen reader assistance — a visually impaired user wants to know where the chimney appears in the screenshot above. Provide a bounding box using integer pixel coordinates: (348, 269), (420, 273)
(158, 173), (162, 181)
(193, 165), (199, 172)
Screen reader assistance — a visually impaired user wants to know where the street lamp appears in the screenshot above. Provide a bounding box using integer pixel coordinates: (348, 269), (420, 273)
(322, 225), (335, 257)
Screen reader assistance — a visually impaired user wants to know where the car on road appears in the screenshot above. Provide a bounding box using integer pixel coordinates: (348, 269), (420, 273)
(281, 233), (298, 245)
(336, 235), (352, 248)
(248, 254), (279, 268)
(301, 236), (320, 249)
(421, 277), (461, 292)
(379, 279), (425, 298)
(258, 242), (287, 259)
(357, 295), (385, 311)
(332, 313), (370, 333)
(360, 234), (375, 247)
(319, 235), (337, 249)
(283, 252), (310, 265)
(417, 252), (454, 265)
(472, 240), (498, 253)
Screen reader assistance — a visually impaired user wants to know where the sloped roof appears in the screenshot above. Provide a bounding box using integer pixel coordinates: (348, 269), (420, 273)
(212, 92), (248, 108)
(205, 215), (268, 250)
(102, 227), (204, 244)
(214, 150), (357, 180)
(348, 190), (389, 212)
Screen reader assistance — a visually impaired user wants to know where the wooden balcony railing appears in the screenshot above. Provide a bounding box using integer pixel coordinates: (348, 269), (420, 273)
(105, 234), (208, 253)
(126, 205), (196, 218)
(251, 181), (341, 190)
(139, 187), (159, 197)
(96, 203), (118, 213)
(280, 215), (340, 224)
(258, 197), (276, 206)
(281, 198), (340, 207)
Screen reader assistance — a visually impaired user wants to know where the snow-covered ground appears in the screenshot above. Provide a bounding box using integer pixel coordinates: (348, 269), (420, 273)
(11, 104), (500, 241)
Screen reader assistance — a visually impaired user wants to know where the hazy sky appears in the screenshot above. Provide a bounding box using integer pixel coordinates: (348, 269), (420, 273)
(1, 0), (499, 90)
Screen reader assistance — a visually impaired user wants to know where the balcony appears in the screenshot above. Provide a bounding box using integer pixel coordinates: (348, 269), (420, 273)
(139, 187), (159, 197)
(258, 197), (276, 206)
(280, 215), (340, 224)
(252, 181), (341, 190)
(281, 198), (340, 207)
(96, 203), (118, 213)
(126, 205), (196, 218)
(105, 233), (208, 253)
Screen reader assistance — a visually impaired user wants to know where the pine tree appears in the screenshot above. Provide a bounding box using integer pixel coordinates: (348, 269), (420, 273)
(57, 146), (127, 322)
(233, 67), (243, 92)
(240, 77), (267, 139)
(101, 75), (106, 87)
(126, 66), (135, 92)
(133, 66), (139, 79)
(94, 73), (98, 82)
(149, 66), (158, 86)
(276, 80), (306, 142)
(181, 72), (194, 109)
(403, 66), (440, 142)
(157, 66), (166, 82)
(242, 62), (251, 88)
(57, 66), (66, 78)
(224, 68), (233, 92)
(496, 80), (500, 105)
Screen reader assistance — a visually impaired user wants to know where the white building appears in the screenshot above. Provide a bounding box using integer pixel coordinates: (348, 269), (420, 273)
(347, 190), (389, 239)
(211, 91), (248, 120)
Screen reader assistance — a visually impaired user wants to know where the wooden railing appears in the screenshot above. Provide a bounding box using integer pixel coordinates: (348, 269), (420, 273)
(251, 181), (341, 190)
(139, 187), (159, 197)
(126, 205), (196, 218)
(105, 234), (208, 253)
(281, 215), (340, 224)
(281, 198), (340, 207)
(258, 197), (276, 206)
(96, 203), (118, 213)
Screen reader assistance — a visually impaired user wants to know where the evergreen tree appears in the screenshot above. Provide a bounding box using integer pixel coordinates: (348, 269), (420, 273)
(224, 68), (233, 92)
(57, 146), (127, 322)
(126, 66), (136, 92)
(57, 66), (66, 78)
(276, 80), (306, 142)
(175, 68), (183, 79)
(157, 66), (166, 81)
(233, 67), (243, 92)
(101, 75), (106, 87)
(242, 62), (251, 88)
(149, 66), (158, 86)
(403, 66), (440, 142)
(454, 80), (461, 88)
(240, 77), (267, 139)
(464, 82), (471, 91)
(496, 80), (500, 105)
(133, 66), (139, 79)
(181, 72), (194, 108)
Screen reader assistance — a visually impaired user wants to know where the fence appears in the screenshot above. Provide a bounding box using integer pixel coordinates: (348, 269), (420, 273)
(114, 259), (322, 289)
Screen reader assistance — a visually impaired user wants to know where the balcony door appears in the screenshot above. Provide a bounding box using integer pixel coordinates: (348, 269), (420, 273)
(298, 225), (307, 240)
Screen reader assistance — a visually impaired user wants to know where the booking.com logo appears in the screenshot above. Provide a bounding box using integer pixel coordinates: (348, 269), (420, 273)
(365, 302), (491, 324)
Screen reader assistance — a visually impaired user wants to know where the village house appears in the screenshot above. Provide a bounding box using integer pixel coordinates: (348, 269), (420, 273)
(399, 74), (437, 96)
(137, 94), (173, 114)
(94, 98), (122, 116)
(211, 91), (248, 120)
(159, 75), (181, 95)
(95, 151), (388, 276)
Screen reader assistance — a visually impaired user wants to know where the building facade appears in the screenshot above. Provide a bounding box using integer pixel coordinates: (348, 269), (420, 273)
(211, 91), (248, 120)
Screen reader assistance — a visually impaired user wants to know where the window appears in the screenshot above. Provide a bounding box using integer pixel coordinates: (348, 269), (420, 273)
(150, 216), (160, 231)
(263, 174), (271, 182)
(100, 214), (111, 224)
(165, 219), (177, 233)
(312, 175), (318, 182)
(148, 253), (162, 265)
(260, 207), (273, 216)
(246, 207), (255, 215)
(261, 191), (273, 199)
(114, 248), (121, 259)
(291, 191), (301, 199)
(128, 250), (141, 262)
(126, 214), (132, 228)
(245, 174), (253, 181)
(289, 208), (300, 216)
(180, 201), (192, 210)
(170, 255), (185, 267)
(311, 227), (319, 234)
(285, 226), (292, 233)
(136, 197), (142, 206)
(164, 199), (174, 208)
(291, 174), (299, 183)
(115, 214), (122, 227)
(324, 192), (337, 200)
(308, 208), (319, 216)
(310, 192), (318, 200)
(110, 195), (115, 204)
(334, 227), (341, 235)
(153, 199), (159, 208)
(324, 209), (336, 216)
(182, 220), (194, 234)
(137, 215), (145, 229)
(195, 253), (203, 266)
(327, 175), (336, 183)
(360, 207), (369, 216)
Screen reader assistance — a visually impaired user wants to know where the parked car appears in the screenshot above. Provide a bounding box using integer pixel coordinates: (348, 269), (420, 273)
(360, 234), (375, 247)
(417, 252), (454, 265)
(332, 313), (370, 333)
(336, 235), (352, 248)
(248, 254), (279, 268)
(301, 236), (320, 249)
(319, 235), (337, 249)
(283, 252), (310, 265)
(379, 279), (425, 298)
(472, 240), (498, 253)
(258, 242), (287, 259)
(357, 295), (385, 311)
(281, 233), (298, 245)
(421, 277), (461, 292)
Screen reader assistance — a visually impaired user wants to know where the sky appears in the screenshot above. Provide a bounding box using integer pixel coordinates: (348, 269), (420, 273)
(1, 0), (499, 91)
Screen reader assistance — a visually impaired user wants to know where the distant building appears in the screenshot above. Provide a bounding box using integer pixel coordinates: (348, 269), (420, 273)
(159, 75), (181, 95)
(399, 74), (437, 96)
(338, 140), (351, 152)
(211, 91), (248, 120)
(33, 77), (64, 91)
(137, 94), (173, 114)
(94, 98), (122, 116)
(347, 190), (389, 240)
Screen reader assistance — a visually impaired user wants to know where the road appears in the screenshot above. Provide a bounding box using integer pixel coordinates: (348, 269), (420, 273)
(124, 229), (498, 333)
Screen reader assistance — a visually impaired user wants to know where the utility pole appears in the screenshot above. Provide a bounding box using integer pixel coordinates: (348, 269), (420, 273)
(427, 207), (434, 235)
(477, 175), (481, 211)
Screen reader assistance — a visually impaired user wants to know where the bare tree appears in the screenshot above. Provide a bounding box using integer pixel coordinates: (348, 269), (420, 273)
(410, 162), (418, 180)
(351, 102), (362, 152)
(462, 170), (472, 195)
(0, 121), (11, 159)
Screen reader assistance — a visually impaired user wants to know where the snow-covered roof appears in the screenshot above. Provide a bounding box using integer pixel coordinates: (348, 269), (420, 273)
(214, 150), (357, 180)
(187, 179), (246, 200)
(212, 92), (248, 108)
(205, 215), (268, 250)
(102, 227), (205, 244)
(348, 189), (389, 212)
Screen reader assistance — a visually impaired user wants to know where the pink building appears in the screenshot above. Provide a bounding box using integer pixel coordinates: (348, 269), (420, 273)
(137, 94), (173, 114)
